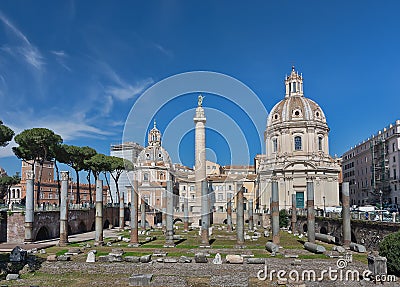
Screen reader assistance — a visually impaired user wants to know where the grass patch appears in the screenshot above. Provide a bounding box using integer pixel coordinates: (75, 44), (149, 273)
(56, 249), (68, 256)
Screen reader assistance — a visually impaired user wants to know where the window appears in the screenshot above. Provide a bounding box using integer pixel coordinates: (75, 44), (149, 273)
(394, 156), (396, 163)
(394, 169), (397, 179)
(393, 143), (396, 152)
(228, 185), (232, 190)
(217, 193), (223, 201)
(143, 173), (149, 181)
(294, 136), (302, 150)
(272, 138), (278, 152)
(318, 137), (323, 151)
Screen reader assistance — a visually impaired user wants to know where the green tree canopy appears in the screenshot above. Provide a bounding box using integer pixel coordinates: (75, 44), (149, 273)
(0, 173), (21, 204)
(0, 120), (14, 147)
(57, 145), (96, 204)
(12, 128), (63, 202)
(84, 153), (110, 180)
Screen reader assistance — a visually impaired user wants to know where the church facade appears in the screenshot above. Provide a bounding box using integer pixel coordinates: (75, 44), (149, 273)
(257, 67), (340, 210)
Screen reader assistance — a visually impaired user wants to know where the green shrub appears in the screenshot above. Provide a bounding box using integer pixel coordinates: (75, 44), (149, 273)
(279, 209), (289, 228)
(379, 231), (400, 275)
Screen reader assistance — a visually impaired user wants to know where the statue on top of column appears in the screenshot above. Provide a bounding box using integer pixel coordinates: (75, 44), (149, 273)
(198, 95), (204, 107)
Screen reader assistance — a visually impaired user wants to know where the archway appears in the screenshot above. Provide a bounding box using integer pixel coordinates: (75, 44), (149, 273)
(351, 231), (357, 243)
(103, 219), (110, 229)
(78, 221), (86, 233)
(35, 226), (50, 241)
(173, 218), (182, 224)
(320, 226), (328, 234)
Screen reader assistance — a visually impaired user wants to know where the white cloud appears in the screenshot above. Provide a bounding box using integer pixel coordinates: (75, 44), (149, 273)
(0, 112), (114, 159)
(51, 50), (71, 71)
(154, 43), (173, 58)
(0, 11), (44, 70)
(106, 78), (154, 101)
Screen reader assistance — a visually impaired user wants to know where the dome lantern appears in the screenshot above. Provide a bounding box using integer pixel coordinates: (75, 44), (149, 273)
(285, 66), (304, 98)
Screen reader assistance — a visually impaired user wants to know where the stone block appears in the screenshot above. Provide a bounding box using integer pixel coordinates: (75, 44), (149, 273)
(9, 246), (27, 262)
(86, 251), (96, 263)
(178, 256), (192, 263)
(125, 256), (141, 263)
(163, 258), (177, 263)
(246, 258), (265, 264)
(140, 254), (152, 263)
(212, 253), (222, 264)
(6, 274), (19, 280)
(129, 274), (153, 286)
(46, 255), (57, 262)
(368, 255), (387, 276)
(266, 242), (279, 254)
(332, 246), (346, 253)
(67, 248), (82, 255)
(152, 252), (167, 257)
(304, 242), (326, 254)
(349, 243), (366, 253)
(194, 253), (207, 263)
(225, 254), (243, 264)
(57, 255), (71, 261)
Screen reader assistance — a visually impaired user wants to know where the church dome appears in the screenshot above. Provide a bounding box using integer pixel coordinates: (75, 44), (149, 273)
(267, 67), (327, 128)
(136, 120), (172, 167)
(136, 145), (172, 167)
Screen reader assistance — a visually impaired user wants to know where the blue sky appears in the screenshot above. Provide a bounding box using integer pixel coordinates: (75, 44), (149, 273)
(0, 1), (399, 177)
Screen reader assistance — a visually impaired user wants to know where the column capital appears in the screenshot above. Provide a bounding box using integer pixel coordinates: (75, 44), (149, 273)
(61, 171), (69, 181)
(26, 170), (34, 180)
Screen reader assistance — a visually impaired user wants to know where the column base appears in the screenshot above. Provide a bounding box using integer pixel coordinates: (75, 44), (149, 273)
(128, 243), (141, 247)
(234, 244), (246, 249)
(57, 241), (69, 247)
(94, 241), (104, 246)
(199, 244), (211, 248)
(163, 243), (176, 248)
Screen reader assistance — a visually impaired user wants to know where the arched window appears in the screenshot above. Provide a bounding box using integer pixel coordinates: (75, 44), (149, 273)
(318, 136), (323, 151)
(294, 136), (302, 150)
(272, 138), (278, 153)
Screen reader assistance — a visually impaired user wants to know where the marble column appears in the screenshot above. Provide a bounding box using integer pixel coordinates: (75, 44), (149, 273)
(342, 182), (351, 248)
(236, 185), (245, 245)
(194, 95), (206, 213)
(291, 193), (297, 234)
(200, 180), (209, 246)
(119, 190), (125, 230)
(59, 171), (69, 246)
(130, 182), (139, 246)
(165, 181), (175, 247)
(95, 179), (104, 246)
(307, 181), (315, 243)
(271, 180), (280, 245)
(24, 171), (34, 243)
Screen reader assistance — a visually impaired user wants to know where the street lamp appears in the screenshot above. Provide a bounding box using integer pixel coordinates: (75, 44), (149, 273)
(323, 196), (326, 217)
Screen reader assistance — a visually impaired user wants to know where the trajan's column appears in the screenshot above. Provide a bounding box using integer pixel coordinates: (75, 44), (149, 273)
(194, 95), (206, 214)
